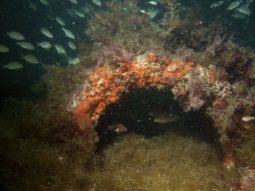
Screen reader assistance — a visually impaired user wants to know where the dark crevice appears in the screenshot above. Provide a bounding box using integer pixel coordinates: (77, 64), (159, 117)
(95, 88), (222, 157)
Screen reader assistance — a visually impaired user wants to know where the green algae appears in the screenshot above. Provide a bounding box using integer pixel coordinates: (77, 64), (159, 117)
(88, 131), (240, 191)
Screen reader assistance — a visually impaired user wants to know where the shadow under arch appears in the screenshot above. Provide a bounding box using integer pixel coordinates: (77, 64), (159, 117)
(95, 87), (222, 158)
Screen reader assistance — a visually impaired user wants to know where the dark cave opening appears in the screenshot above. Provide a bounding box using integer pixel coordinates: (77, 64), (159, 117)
(95, 88), (222, 154)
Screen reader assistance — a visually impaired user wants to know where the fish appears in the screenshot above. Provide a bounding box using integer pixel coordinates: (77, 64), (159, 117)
(231, 12), (247, 19)
(140, 9), (146, 14)
(56, 16), (65, 26)
(149, 112), (178, 124)
(39, 0), (49, 6)
(17, 41), (35, 50)
(38, 41), (52, 50)
(40, 27), (53, 39)
(67, 41), (76, 50)
(242, 116), (255, 122)
(54, 44), (66, 55)
(107, 123), (128, 134)
(69, 0), (78, 4)
(22, 54), (39, 64)
(236, 5), (251, 15)
(67, 9), (76, 17)
(148, 1), (158, 5)
(28, 2), (37, 11)
(6, 31), (25, 41)
(0, 44), (10, 53)
(81, 6), (95, 15)
(92, 0), (102, 6)
(73, 9), (85, 18)
(210, 1), (224, 8)
(68, 57), (80, 65)
(3, 61), (23, 70)
(62, 28), (75, 39)
(226, 0), (243, 11)
(144, 8), (159, 19)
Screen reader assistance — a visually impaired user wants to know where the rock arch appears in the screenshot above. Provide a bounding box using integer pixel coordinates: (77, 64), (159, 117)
(69, 51), (247, 169)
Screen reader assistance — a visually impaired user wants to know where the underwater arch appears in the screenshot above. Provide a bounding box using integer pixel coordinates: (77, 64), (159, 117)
(68, 51), (251, 169)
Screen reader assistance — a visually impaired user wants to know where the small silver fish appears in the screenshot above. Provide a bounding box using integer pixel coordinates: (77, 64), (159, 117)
(0, 44), (10, 53)
(28, 2), (37, 11)
(3, 62), (23, 70)
(39, 0), (49, 6)
(62, 28), (75, 39)
(140, 9), (146, 14)
(210, 1), (224, 8)
(236, 5), (251, 16)
(56, 16), (65, 26)
(22, 54), (39, 64)
(148, 1), (158, 5)
(92, 0), (102, 6)
(40, 27), (53, 39)
(67, 41), (76, 50)
(150, 112), (178, 124)
(231, 12), (247, 19)
(242, 116), (255, 122)
(68, 57), (80, 65)
(17, 41), (35, 50)
(226, 0), (243, 11)
(54, 44), (66, 55)
(38, 41), (52, 50)
(145, 8), (159, 19)
(7, 31), (25, 41)
(69, 0), (78, 4)
(73, 9), (85, 18)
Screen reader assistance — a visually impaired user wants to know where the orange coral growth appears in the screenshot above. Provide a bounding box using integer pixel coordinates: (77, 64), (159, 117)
(74, 102), (92, 123)
(73, 55), (196, 131)
(107, 92), (120, 103)
(71, 53), (215, 132)
(73, 103), (93, 132)
(69, 51), (245, 173)
(95, 101), (107, 114)
(162, 60), (190, 80)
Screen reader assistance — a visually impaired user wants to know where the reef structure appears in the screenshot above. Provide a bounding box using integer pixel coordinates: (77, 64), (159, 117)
(68, 50), (254, 169)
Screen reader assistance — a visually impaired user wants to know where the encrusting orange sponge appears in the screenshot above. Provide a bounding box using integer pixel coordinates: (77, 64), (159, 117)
(70, 52), (224, 132)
